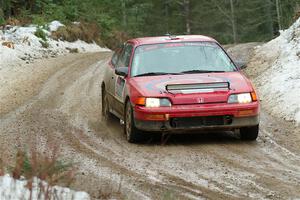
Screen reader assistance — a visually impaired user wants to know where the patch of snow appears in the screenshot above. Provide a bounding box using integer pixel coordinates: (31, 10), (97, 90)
(0, 21), (110, 68)
(49, 40), (106, 54)
(48, 20), (65, 32)
(0, 174), (90, 200)
(73, 22), (81, 25)
(254, 18), (300, 124)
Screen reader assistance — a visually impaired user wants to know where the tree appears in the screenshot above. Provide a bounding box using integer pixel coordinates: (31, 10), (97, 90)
(276, 0), (282, 30)
(122, 0), (127, 28)
(230, 0), (237, 43)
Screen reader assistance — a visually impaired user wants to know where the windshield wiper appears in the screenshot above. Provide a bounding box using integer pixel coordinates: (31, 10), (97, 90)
(135, 72), (183, 77)
(180, 70), (226, 74)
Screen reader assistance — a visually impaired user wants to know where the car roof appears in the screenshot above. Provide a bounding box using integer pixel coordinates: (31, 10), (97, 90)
(127, 35), (218, 46)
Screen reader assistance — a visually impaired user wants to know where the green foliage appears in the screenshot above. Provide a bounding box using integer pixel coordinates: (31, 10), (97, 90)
(35, 27), (47, 41)
(32, 15), (47, 27)
(162, 190), (175, 200)
(61, 1), (80, 22)
(40, 40), (49, 48)
(0, 10), (5, 25)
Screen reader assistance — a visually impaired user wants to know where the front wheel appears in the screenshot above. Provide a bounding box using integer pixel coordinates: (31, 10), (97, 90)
(240, 125), (259, 141)
(124, 101), (144, 143)
(102, 90), (113, 121)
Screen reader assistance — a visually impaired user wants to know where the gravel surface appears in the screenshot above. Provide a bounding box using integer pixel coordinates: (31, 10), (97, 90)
(0, 52), (299, 199)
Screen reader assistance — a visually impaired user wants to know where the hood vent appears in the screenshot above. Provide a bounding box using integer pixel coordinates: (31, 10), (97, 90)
(166, 82), (230, 94)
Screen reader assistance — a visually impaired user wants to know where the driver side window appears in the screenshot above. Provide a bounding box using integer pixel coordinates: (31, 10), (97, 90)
(111, 49), (121, 67)
(116, 44), (133, 68)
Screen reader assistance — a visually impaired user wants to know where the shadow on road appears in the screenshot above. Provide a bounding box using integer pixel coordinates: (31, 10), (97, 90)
(145, 131), (243, 146)
(103, 116), (255, 146)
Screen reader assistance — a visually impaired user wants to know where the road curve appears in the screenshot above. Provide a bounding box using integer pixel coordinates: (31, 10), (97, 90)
(0, 52), (299, 199)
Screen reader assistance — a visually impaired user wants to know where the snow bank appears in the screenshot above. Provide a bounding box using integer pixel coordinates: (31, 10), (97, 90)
(48, 20), (65, 32)
(0, 21), (110, 68)
(254, 18), (300, 125)
(0, 174), (90, 200)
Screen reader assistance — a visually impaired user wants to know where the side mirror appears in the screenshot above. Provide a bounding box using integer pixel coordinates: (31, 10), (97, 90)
(235, 61), (247, 70)
(115, 67), (128, 77)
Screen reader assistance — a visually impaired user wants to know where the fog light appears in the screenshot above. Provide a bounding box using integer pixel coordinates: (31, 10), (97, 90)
(144, 114), (166, 121)
(237, 110), (255, 117)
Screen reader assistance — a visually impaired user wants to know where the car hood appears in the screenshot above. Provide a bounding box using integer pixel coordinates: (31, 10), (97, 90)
(129, 72), (253, 104)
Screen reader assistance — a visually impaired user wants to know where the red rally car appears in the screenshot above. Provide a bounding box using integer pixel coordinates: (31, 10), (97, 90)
(101, 35), (260, 143)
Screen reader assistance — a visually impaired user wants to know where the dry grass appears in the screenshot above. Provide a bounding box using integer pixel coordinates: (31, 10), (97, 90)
(96, 181), (123, 200)
(11, 148), (76, 188)
(52, 23), (131, 50)
(0, 146), (9, 177)
(0, 158), (4, 176)
(0, 140), (77, 199)
(103, 30), (130, 50)
(5, 17), (21, 26)
(52, 22), (103, 45)
(2, 146), (76, 199)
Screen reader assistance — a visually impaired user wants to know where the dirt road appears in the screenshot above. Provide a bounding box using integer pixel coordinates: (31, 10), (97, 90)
(0, 52), (299, 199)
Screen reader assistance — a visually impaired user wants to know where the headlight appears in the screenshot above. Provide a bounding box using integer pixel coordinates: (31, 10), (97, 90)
(145, 98), (171, 107)
(228, 93), (252, 104)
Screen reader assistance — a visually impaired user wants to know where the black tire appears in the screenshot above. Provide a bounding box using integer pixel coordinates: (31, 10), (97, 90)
(124, 101), (143, 143)
(240, 125), (259, 141)
(102, 90), (113, 121)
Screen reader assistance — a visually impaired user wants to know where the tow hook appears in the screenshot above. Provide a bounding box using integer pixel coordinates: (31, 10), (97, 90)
(161, 125), (167, 131)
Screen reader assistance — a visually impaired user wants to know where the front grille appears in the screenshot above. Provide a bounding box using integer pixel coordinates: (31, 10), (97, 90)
(166, 82), (230, 94)
(170, 116), (232, 128)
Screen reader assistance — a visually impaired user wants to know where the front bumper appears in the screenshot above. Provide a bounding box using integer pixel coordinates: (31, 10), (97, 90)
(134, 116), (259, 132)
(133, 102), (259, 132)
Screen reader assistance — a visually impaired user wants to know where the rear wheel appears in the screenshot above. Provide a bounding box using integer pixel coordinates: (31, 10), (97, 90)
(124, 101), (143, 143)
(102, 90), (112, 121)
(240, 125), (259, 141)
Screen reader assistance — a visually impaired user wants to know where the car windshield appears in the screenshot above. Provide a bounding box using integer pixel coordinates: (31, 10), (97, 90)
(131, 42), (236, 77)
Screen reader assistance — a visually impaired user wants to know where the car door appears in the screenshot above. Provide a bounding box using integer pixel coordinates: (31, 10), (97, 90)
(105, 48), (122, 115)
(113, 43), (134, 117)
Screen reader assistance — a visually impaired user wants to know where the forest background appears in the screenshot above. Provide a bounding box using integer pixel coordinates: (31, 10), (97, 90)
(1, 0), (299, 48)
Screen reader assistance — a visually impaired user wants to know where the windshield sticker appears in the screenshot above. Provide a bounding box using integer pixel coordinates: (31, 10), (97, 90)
(164, 43), (185, 47)
(136, 42), (217, 54)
